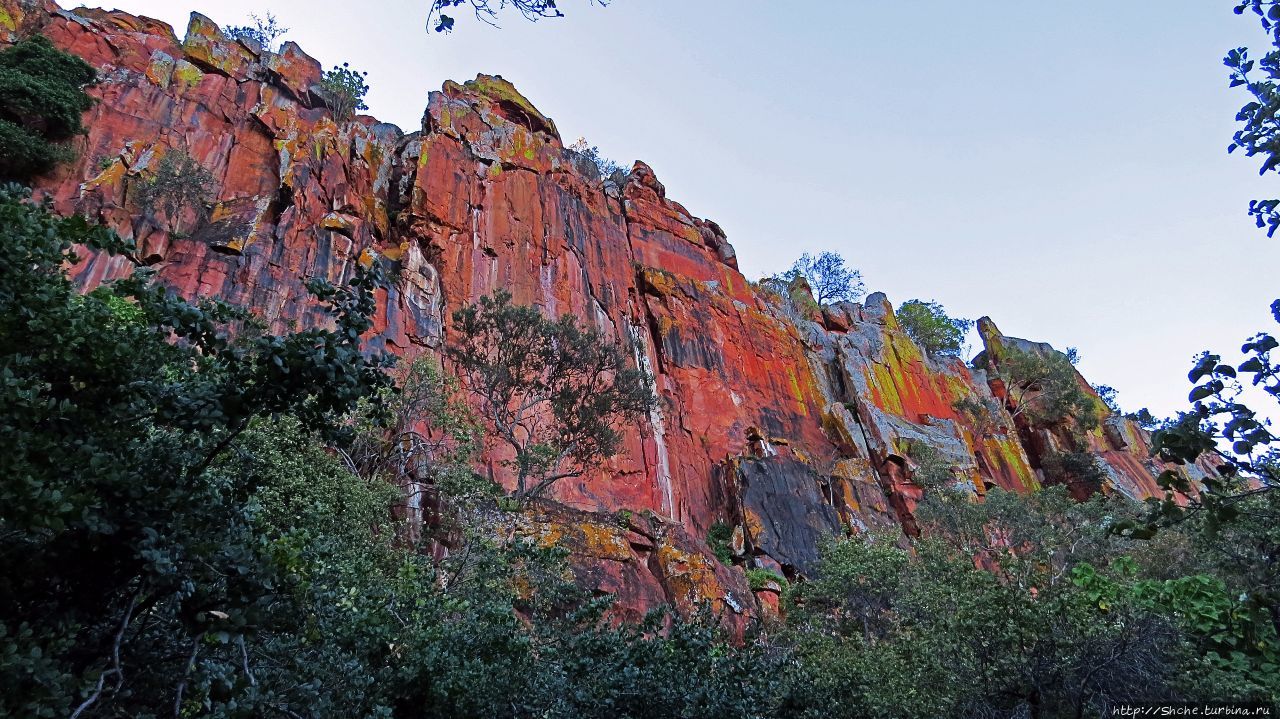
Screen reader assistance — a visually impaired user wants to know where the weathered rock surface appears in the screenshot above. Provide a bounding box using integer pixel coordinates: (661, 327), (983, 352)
(7, 0), (1222, 621)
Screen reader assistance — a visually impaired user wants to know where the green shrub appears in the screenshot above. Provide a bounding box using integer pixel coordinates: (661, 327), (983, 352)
(1040, 448), (1109, 495)
(707, 521), (734, 564)
(895, 299), (972, 358)
(568, 136), (625, 179)
(449, 290), (655, 503)
(746, 567), (786, 591)
(321, 62), (369, 121)
(0, 34), (96, 179)
(0, 184), (393, 716)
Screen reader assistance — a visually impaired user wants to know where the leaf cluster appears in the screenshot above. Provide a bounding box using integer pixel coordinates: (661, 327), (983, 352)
(320, 62), (370, 122)
(0, 34), (96, 180)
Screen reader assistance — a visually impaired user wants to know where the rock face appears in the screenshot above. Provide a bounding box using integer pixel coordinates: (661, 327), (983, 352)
(6, 0), (1222, 622)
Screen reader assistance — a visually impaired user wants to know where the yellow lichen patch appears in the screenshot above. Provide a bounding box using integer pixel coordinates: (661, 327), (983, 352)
(357, 248), (378, 268)
(172, 60), (203, 92)
(742, 507), (765, 542)
(784, 366), (809, 416)
(321, 212), (356, 234)
(982, 434), (1038, 491)
(208, 202), (237, 223)
(640, 267), (681, 298)
(530, 522), (564, 548)
(381, 241), (410, 262)
(574, 522), (633, 562)
(81, 159), (126, 194)
(655, 541), (721, 612)
(866, 362), (905, 416)
(465, 74), (557, 135)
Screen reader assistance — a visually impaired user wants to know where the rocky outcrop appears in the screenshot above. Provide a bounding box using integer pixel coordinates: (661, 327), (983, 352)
(7, 0), (1221, 621)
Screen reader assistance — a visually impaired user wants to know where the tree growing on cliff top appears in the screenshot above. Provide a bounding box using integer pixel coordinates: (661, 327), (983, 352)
(784, 251), (864, 305)
(448, 291), (655, 503)
(320, 62), (369, 122)
(0, 34), (97, 180)
(895, 299), (973, 358)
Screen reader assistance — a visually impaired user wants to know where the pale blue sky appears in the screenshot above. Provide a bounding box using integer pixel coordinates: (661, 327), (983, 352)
(113, 0), (1280, 419)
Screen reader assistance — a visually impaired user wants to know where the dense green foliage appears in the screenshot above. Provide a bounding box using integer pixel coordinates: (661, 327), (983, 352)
(0, 183), (395, 715)
(321, 62), (370, 121)
(782, 487), (1279, 717)
(448, 290), (655, 502)
(895, 298), (972, 358)
(0, 35), (96, 180)
(1226, 1), (1280, 235)
(0, 185), (778, 717)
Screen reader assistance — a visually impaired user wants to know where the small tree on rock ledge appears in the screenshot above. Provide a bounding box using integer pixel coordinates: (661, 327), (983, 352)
(448, 291), (655, 503)
(785, 250), (864, 305)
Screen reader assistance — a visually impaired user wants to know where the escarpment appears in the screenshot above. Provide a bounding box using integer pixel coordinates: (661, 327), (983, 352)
(5, 0), (1223, 623)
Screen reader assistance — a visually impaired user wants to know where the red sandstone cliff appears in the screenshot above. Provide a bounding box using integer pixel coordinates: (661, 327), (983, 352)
(2, 0), (1222, 622)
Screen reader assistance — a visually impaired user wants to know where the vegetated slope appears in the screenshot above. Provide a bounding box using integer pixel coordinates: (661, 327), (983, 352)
(3, 0), (1221, 622)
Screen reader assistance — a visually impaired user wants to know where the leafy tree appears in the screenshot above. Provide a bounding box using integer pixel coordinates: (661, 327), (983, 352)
(0, 184), (393, 715)
(1134, 4), (1280, 538)
(448, 291), (655, 502)
(320, 62), (370, 121)
(1141, 311), (1280, 531)
(225, 12), (289, 51)
(133, 149), (216, 235)
(0, 34), (97, 180)
(784, 250), (864, 305)
(429, 0), (609, 33)
(895, 299), (972, 358)
(980, 345), (1100, 430)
